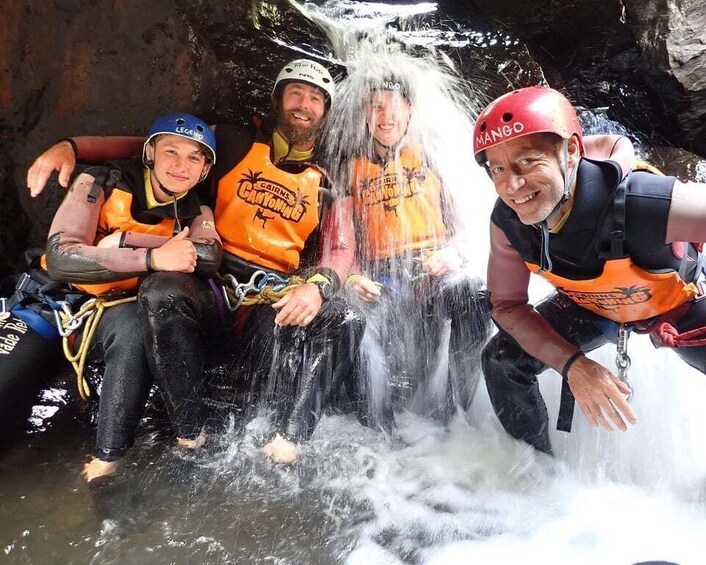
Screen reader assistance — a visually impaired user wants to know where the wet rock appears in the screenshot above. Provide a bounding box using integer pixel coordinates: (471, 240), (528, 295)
(622, 0), (706, 155)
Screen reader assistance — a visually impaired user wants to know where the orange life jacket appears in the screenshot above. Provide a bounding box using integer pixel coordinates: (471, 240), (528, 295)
(352, 147), (447, 260)
(73, 188), (177, 296)
(215, 142), (322, 273)
(527, 258), (699, 323)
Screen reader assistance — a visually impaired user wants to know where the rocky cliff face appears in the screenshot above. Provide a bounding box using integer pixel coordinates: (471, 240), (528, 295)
(623, 0), (706, 152)
(1, 0), (705, 278)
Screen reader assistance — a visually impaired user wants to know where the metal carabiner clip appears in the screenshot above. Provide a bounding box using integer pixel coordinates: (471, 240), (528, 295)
(615, 324), (634, 400)
(222, 270), (268, 312)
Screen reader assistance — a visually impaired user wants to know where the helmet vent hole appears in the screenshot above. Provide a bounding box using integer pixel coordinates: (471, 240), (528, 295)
(501, 112), (513, 122)
(479, 121), (487, 132)
(196, 125), (204, 132)
(176, 118), (185, 125)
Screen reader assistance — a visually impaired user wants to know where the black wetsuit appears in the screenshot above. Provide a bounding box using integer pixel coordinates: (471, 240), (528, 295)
(46, 158), (220, 459)
(483, 158), (706, 453)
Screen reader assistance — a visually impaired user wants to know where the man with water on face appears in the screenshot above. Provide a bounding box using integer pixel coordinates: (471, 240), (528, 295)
(475, 86), (706, 455)
(26, 59), (364, 464)
(341, 74), (493, 425)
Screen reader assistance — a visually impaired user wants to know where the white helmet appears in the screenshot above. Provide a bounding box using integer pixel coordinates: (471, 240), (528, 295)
(272, 59), (335, 107)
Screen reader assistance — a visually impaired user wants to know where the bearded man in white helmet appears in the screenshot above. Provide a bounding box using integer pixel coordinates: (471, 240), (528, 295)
(27, 59), (364, 463)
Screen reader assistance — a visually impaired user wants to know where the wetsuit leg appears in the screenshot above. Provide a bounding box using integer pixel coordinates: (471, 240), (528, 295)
(482, 292), (615, 454)
(351, 296), (395, 432)
(138, 272), (220, 440)
(0, 311), (64, 435)
(439, 275), (493, 414)
(239, 296), (365, 442)
(90, 302), (152, 461)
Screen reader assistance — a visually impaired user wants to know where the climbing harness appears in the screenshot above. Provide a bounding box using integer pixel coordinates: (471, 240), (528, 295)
(55, 295), (137, 400)
(221, 270), (304, 311)
(615, 324), (633, 400)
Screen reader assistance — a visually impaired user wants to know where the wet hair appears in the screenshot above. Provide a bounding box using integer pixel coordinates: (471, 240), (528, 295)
(369, 76), (411, 102)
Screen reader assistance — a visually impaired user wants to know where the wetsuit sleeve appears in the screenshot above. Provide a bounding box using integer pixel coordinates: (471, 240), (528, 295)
(488, 221), (580, 372)
(666, 180), (706, 243)
(121, 232), (170, 249)
(45, 173), (150, 283)
(316, 196), (356, 289)
(583, 134), (635, 179)
(189, 205), (222, 276)
(72, 136), (144, 162)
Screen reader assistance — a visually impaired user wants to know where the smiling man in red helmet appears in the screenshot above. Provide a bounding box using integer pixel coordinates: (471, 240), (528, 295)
(474, 86), (706, 454)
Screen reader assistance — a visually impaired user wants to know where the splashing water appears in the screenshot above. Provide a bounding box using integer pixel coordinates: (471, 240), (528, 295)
(312, 6), (495, 427)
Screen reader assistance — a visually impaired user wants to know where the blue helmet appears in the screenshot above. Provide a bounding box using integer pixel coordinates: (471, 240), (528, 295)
(143, 112), (216, 166)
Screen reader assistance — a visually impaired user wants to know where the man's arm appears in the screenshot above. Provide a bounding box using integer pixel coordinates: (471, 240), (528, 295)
(27, 136), (144, 197)
(46, 173), (205, 283)
(273, 196), (356, 327)
(488, 223), (579, 370)
(317, 195), (356, 284)
(45, 173), (151, 283)
(488, 222), (635, 431)
(666, 180), (706, 243)
(189, 205), (222, 276)
(583, 134), (635, 179)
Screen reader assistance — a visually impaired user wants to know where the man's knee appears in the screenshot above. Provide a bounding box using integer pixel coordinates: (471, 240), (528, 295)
(481, 332), (535, 389)
(138, 272), (201, 322)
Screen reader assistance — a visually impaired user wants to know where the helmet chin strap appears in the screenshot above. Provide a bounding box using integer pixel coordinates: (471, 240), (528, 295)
(535, 138), (579, 273)
(151, 169), (179, 199)
(147, 166), (183, 235)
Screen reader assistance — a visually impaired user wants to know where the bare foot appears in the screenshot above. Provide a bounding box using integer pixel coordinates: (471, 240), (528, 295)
(177, 427), (207, 450)
(81, 457), (118, 484)
(262, 433), (300, 464)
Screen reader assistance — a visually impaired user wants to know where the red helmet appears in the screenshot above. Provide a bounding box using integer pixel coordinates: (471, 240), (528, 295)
(473, 86), (584, 164)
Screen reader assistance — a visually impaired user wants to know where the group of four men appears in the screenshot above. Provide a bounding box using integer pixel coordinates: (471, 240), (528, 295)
(21, 56), (706, 482)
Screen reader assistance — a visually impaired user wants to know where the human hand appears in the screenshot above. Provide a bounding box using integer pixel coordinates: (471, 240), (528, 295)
(347, 274), (381, 302)
(27, 140), (77, 197)
(97, 231), (123, 249)
(422, 247), (462, 277)
(150, 227), (197, 272)
(568, 355), (637, 431)
(272, 283), (322, 326)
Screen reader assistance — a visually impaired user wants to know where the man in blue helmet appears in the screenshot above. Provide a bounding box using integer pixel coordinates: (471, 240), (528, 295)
(44, 112), (221, 482)
(28, 59), (364, 464)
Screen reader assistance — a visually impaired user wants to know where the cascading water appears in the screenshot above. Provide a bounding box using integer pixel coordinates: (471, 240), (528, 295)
(3, 2), (706, 564)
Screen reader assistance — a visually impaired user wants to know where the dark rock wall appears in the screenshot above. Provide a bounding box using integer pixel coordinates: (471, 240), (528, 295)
(622, 0), (706, 154)
(1, 1), (200, 273)
(0, 1), (293, 277)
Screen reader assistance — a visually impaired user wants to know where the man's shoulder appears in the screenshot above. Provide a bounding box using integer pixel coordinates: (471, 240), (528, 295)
(215, 123), (261, 150)
(624, 168), (676, 196)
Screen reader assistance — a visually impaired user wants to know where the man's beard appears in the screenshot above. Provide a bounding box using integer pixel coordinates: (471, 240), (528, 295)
(276, 107), (323, 147)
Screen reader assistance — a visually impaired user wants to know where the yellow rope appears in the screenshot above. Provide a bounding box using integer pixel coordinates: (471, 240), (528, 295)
(61, 295), (137, 400)
(227, 275), (306, 307)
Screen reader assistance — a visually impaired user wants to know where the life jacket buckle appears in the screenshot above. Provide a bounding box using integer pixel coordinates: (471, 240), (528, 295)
(15, 272), (32, 293)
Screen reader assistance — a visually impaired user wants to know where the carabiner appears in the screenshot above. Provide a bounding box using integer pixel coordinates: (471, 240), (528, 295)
(615, 324), (633, 400)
